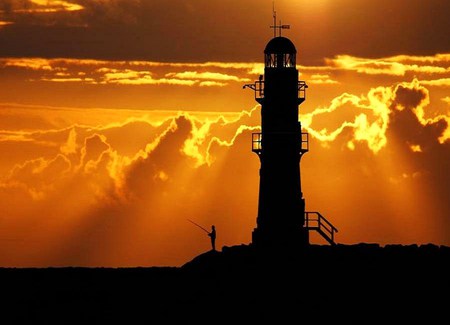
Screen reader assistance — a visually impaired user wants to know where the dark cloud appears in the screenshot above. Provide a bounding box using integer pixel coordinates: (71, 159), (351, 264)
(99, 120), (172, 158)
(0, 138), (60, 175)
(78, 0), (140, 25)
(0, 110), (56, 131)
(0, 0), (14, 15)
(8, 153), (71, 189)
(394, 83), (429, 111)
(388, 84), (450, 236)
(81, 133), (109, 164)
(302, 80), (450, 245)
(123, 116), (193, 199)
(1, 0), (449, 62)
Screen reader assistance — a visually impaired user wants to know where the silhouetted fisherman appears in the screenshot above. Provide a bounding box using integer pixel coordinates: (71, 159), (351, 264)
(187, 219), (217, 251)
(208, 225), (216, 251)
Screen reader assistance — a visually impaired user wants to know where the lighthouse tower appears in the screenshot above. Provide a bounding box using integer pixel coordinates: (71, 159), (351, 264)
(244, 18), (310, 249)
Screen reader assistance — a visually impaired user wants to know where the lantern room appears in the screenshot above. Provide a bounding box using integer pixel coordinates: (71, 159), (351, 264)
(264, 36), (297, 68)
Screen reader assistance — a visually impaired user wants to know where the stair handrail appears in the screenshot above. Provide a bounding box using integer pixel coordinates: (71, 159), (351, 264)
(305, 211), (338, 244)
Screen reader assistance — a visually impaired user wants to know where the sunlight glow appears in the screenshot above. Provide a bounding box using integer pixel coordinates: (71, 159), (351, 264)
(30, 0), (84, 12)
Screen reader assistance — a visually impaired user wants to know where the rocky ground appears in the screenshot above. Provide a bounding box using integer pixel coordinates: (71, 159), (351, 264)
(2, 243), (449, 323)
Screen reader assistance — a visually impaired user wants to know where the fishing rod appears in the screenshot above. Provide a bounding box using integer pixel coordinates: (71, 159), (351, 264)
(187, 219), (210, 234)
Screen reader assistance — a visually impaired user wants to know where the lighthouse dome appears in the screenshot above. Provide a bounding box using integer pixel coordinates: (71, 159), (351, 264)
(264, 36), (297, 54)
(264, 37), (296, 68)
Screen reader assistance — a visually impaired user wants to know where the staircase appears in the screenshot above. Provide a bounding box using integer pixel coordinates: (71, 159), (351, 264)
(305, 211), (338, 245)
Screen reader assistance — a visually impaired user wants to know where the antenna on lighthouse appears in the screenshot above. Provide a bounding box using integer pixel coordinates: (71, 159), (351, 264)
(272, 2), (277, 38)
(270, 2), (290, 37)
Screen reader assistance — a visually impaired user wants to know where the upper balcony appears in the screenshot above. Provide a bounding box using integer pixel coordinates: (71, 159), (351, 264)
(243, 77), (308, 105)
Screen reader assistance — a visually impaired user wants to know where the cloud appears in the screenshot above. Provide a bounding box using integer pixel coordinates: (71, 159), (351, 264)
(77, 0), (141, 25)
(386, 54), (450, 64)
(165, 71), (250, 82)
(94, 67), (198, 86)
(0, 0), (86, 28)
(1, 0), (449, 63)
(126, 61), (261, 71)
(28, 0), (84, 12)
(1, 57), (53, 70)
(0, 78), (449, 266)
(0, 58), (262, 74)
(0, 57), (448, 154)
(95, 66), (251, 86)
(301, 82), (450, 247)
(303, 79), (449, 153)
(302, 90), (389, 153)
(409, 144), (422, 152)
(386, 83), (450, 225)
(326, 54), (450, 76)
(420, 78), (450, 87)
(1, 55), (449, 93)
(2, 54), (448, 110)
(102, 76), (197, 86)
(42, 77), (95, 83)
(2, 49), (450, 266)
(309, 74), (339, 85)
(393, 80), (450, 143)
(6, 153), (72, 199)
(0, 106), (260, 201)
(0, 0), (84, 14)
(0, 20), (13, 26)
(327, 55), (407, 76)
(199, 81), (227, 87)
(0, 58), (256, 87)
(60, 127), (77, 155)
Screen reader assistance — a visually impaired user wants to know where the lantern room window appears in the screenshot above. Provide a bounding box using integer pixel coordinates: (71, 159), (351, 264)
(265, 53), (296, 68)
(264, 37), (297, 69)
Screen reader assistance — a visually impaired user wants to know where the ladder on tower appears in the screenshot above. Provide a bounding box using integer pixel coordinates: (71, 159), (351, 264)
(305, 211), (338, 245)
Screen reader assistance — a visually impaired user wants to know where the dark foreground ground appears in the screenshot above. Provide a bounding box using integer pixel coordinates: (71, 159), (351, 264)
(1, 243), (449, 323)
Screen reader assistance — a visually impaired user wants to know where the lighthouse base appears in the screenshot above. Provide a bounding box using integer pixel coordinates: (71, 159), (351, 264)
(252, 226), (309, 251)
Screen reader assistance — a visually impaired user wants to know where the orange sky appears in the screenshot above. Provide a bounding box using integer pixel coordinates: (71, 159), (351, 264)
(0, 0), (449, 266)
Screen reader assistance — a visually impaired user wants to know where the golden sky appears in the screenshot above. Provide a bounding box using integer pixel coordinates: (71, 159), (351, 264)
(0, 0), (449, 266)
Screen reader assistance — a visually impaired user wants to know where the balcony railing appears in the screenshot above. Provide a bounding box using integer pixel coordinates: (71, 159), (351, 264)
(243, 77), (264, 104)
(252, 133), (262, 154)
(301, 132), (309, 153)
(244, 78), (308, 105)
(251, 132), (309, 155)
(298, 81), (308, 104)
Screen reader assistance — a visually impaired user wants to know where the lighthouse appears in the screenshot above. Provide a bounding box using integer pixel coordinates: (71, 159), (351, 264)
(244, 17), (310, 249)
